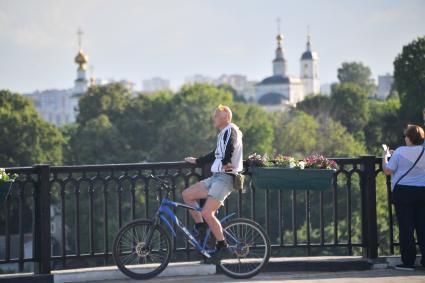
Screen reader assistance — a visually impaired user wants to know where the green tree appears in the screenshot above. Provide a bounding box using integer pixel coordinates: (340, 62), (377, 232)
(337, 62), (376, 96)
(61, 123), (79, 164)
(116, 91), (173, 161)
(330, 83), (369, 138)
(65, 83), (134, 164)
(68, 115), (128, 164)
(364, 99), (401, 154)
(77, 83), (131, 125)
(217, 84), (246, 102)
(147, 83), (233, 161)
(316, 118), (366, 157)
(386, 85), (400, 101)
(271, 108), (365, 158)
(296, 94), (332, 125)
(394, 36), (425, 126)
(0, 90), (64, 166)
(232, 103), (274, 155)
(272, 111), (318, 158)
(147, 84), (274, 160)
(65, 82), (275, 164)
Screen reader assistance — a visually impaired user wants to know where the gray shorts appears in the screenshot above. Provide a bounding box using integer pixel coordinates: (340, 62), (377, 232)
(201, 173), (234, 204)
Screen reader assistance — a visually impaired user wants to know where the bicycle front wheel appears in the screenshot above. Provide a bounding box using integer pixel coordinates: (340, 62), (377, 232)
(219, 218), (271, 279)
(112, 219), (171, 280)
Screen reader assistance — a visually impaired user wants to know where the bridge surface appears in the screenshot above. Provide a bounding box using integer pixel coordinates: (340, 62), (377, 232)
(83, 269), (425, 283)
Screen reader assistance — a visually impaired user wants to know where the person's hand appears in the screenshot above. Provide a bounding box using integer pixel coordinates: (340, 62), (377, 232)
(184, 157), (197, 164)
(383, 148), (393, 158)
(223, 163), (233, 171)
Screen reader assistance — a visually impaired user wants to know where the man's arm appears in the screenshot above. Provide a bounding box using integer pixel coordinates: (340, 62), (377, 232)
(222, 128), (236, 166)
(196, 150), (216, 166)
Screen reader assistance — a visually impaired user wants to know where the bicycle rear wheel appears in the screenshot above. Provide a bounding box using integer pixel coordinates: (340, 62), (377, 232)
(112, 219), (171, 280)
(219, 218), (270, 279)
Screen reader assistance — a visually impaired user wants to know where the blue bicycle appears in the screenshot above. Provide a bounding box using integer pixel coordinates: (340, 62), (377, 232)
(112, 174), (270, 279)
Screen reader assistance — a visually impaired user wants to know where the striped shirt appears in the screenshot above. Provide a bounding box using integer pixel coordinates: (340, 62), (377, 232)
(196, 123), (243, 174)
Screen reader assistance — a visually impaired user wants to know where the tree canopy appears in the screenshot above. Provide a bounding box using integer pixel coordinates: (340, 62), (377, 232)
(394, 36), (425, 126)
(77, 83), (132, 125)
(0, 90), (64, 166)
(3, 36), (424, 167)
(330, 82), (369, 138)
(63, 83), (275, 164)
(337, 62), (376, 96)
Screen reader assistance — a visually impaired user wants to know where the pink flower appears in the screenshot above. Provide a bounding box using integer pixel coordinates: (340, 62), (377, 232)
(303, 154), (337, 169)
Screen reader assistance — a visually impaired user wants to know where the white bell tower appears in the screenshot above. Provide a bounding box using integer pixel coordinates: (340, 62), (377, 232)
(74, 28), (89, 96)
(300, 27), (320, 96)
(273, 18), (287, 77)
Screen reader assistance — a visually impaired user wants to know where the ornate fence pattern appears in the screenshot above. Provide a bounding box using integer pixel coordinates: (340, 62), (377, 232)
(0, 155), (396, 275)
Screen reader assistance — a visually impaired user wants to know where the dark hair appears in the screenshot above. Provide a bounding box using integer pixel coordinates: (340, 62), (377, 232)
(404, 124), (425, 145)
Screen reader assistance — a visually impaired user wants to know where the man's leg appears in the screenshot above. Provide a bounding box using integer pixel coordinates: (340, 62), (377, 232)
(201, 198), (225, 241)
(182, 182), (208, 223)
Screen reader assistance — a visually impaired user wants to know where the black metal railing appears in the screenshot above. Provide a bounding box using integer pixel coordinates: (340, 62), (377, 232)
(0, 155), (397, 275)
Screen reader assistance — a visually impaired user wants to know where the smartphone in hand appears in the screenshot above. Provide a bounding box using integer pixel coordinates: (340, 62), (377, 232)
(382, 144), (392, 157)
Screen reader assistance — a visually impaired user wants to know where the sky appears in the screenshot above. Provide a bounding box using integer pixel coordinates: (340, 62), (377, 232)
(0, 0), (424, 93)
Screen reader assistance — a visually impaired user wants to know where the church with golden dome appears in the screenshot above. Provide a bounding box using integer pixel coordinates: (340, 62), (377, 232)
(74, 29), (89, 95)
(255, 24), (320, 111)
(24, 29), (90, 126)
(24, 28), (136, 126)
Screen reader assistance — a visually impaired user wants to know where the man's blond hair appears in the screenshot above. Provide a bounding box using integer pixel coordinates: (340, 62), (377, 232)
(217, 104), (232, 122)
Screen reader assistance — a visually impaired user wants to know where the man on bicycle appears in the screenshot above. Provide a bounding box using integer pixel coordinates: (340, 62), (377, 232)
(183, 104), (243, 261)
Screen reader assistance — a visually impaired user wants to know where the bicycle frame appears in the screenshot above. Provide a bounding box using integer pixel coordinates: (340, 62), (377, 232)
(152, 197), (236, 258)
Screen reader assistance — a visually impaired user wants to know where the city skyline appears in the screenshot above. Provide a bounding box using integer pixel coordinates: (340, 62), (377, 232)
(0, 0), (424, 93)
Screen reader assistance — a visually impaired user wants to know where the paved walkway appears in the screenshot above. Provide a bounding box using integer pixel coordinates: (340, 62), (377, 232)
(83, 269), (425, 283)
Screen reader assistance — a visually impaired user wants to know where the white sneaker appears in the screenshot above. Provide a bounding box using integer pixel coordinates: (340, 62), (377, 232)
(394, 264), (415, 271)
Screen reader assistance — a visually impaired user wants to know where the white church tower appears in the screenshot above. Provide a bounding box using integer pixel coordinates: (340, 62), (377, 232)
(273, 33), (287, 76)
(300, 28), (320, 95)
(74, 28), (89, 96)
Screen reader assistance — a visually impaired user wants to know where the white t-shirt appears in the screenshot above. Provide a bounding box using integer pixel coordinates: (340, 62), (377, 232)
(385, 145), (425, 189)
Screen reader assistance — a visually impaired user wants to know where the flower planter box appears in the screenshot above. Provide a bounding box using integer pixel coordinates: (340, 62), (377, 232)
(248, 167), (335, 191)
(0, 181), (12, 202)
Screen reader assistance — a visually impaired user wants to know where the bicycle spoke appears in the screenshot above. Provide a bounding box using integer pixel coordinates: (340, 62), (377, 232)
(220, 220), (270, 278)
(120, 251), (138, 265)
(114, 221), (171, 279)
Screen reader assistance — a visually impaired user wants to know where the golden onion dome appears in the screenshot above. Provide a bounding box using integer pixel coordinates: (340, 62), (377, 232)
(75, 49), (88, 65)
(276, 34), (284, 43)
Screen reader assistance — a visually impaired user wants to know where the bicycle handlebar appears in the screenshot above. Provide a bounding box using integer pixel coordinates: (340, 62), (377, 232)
(150, 174), (170, 188)
(150, 174), (172, 201)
